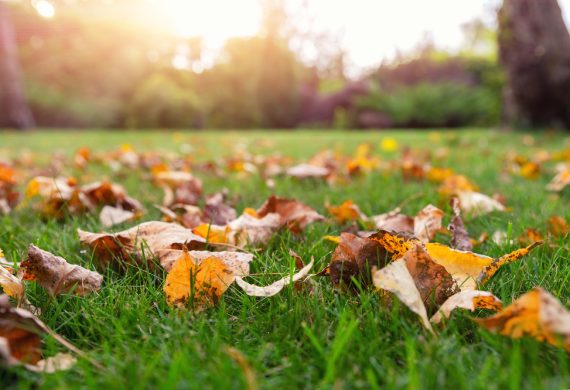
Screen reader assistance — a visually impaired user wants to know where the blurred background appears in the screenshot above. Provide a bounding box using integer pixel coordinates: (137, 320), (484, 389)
(1, 0), (569, 130)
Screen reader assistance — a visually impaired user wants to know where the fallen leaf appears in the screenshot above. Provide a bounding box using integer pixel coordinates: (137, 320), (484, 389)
(192, 224), (231, 244)
(164, 254), (236, 309)
(328, 233), (389, 287)
(228, 212), (281, 247)
(78, 221), (206, 271)
(21, 245), (103, 296)
(475, 287), (570, 351)
(286, 164), (329, 179)
(546, 167), (570, 192)
(402, 245), (459, 313)
(154, 171), (203, 206)
(456, 191), (506, 217)
(371, 208), (414, 233)
(368, 230), (420, 259)
(371, 259), (433, 332)
(476, 241), (543, 285)
(204, 192), (237, 225)
(430, 290), (502, 324)
(548, 215), (569, 237)
(326, 200), (366, 224)
(0, 294), (94, 370)
(99, 206), (136, 227)
(413, 204), (444, 243)
(448, 197), (473, 251)
(257, 196), (324, 233)
(235, 256), (314, 297)
(0, 264), (24, 302)
(158, 249), (253, 273)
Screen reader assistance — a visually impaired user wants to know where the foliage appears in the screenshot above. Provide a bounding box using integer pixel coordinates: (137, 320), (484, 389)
(358, 82), (500, 127)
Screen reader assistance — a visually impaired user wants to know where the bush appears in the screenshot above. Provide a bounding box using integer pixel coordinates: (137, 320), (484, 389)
(125, 74), (202, 129)
(357, 82), (500, 128)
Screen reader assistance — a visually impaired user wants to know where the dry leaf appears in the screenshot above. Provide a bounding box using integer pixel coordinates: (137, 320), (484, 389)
(368, 230), (420, 259)
(546, 168), (570, 192)
(21, 245), (103, 296)
(154, 171), (203, 206)
(235, 256), (314, 297)
(0, 294), (91, 371)
(372, 259), (434, 332)
(476, 288), (570, 351)
(0, 264), (24, 302)
(228, 213), (281, 247)
(286, 164), (329, 179)
(158, 249), (253, 273)
(329, 233), (389, 287)
(78, 221), (206, 271)
(548, 215), (569, 237)
(326, 200), (367, 224)
(476, 241), (542, 285)
(257, 196), (324, 233)
(456, 191), (506, 217)
(448, 197), (473, 251)
(414, 204), (444, 243)
(430, 290), (502, 324)
(99, 206), (136, 227)
(402, 245), (459, 313)
(163, 254), (236, 309)
(204, 192), (237, 225)
(371, 208), (414, 233)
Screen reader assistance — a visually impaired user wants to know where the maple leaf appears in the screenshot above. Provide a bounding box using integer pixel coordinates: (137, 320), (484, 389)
(21, 245), (103, 296)
(476, 288), (570, 351)
(163, 254), (238, 310)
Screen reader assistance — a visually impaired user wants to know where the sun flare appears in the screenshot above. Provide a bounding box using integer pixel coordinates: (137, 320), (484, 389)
(160, 0), (261, 44)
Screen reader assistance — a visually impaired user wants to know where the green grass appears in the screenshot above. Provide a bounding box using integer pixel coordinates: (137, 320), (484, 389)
(1, 128), (570, 389)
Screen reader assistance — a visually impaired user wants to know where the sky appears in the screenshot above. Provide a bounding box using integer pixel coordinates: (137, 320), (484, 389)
(33, 0), (570, 75)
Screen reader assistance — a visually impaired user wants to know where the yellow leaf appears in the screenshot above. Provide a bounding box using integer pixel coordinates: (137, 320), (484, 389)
(192, 224), (230, 244)
(323, 235), (341, 244)
(369, 230), (419, 259)
(476, 241), (543, 285)
(476, 287), (570, 351)
(163, 253), (235, 309)
(326, 200), (364, 224)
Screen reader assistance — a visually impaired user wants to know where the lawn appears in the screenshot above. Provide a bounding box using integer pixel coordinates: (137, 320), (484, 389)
(1, 129), (570, 389)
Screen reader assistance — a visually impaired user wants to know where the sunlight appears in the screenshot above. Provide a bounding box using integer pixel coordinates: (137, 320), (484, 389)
(159, 0), (261, 45)
(33, 0), (55, 19)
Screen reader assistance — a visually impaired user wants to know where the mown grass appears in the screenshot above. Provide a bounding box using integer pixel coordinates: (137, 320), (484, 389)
(1, 128), (570, 389)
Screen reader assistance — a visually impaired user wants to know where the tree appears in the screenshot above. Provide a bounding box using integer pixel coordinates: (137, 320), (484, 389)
(499, 0), (570, 129)
(0, 1), (34, 129)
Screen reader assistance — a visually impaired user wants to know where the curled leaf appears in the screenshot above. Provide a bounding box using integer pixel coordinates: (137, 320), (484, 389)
(475, 287), (570, 351)
(21, 245), (102, 296)
(256, 196), (324, 233)
(448, 197), (473, 251)
(414, 204), (444, 243)
(372, 259), (433, 332)
(235, 256), (314, 297)
(430, 290), (502, 324)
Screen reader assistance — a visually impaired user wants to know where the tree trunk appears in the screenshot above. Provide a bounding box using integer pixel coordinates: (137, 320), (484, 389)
(0, 1), (34, 129)
(499, 0), (570, 129)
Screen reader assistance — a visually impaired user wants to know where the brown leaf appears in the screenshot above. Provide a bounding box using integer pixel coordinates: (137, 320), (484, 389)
(371, 208), (414, 233)
(257, 196), (324, 233)
(414, 204), (444, 243)
(448, 197), (473, 251)
(329, 233), (389, 288)
(21, 245), (103, 296)
(548, 215), (569, 237)
(78, 221), (207, 271)
(228, 213), (281, 247)
(204, 192), (237, 225)
(475, 287), (570, 351)
(402, 245), (459, 313)
(154, 171), (203, 206)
